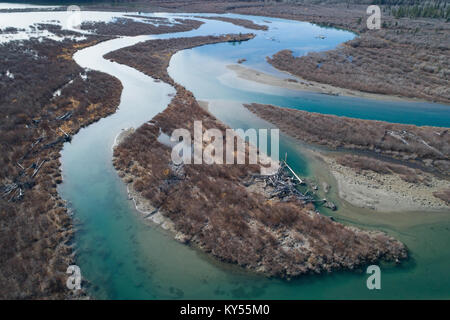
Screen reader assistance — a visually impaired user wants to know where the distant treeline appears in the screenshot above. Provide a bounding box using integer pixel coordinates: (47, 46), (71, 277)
(389, 3), (450, 20)
(372, 0), (449, 4)
(7, 0), (447, 6)
(4, 0), (450, 20)
(4, 0), (450, 9)
(0, 0), (143, 5)
(372, 0), (450, 20)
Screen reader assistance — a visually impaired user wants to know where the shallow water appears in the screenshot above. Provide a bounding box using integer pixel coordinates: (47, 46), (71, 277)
(48, 12), (450, 299)
(168, 15), (450, 127)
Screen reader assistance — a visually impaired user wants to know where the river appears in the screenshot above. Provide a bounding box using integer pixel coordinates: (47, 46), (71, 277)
(49, 12), (450, 299)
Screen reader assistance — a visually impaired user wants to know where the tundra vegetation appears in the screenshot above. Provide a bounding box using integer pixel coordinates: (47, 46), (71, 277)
(80, 17), (204, 36)
(261, 4), (450, 103)
(1, 0), (447, 298)
(244, 103), (450, 205)
(245, 103), (450, 177)
(0, 34), (122, 299)
(336, 154), (433, 184)
(198, 16), (269, 30)
(0, 18), (203, 299)
(88, 1), (450, 103)
(109, 35), (407, 278)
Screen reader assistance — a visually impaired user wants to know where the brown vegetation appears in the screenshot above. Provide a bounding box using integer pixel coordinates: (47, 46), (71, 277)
(0, 14), (225, 298)
(261, 7), (449, 103)
(105, 33), (256, 84)
(245, 103), (450, 177)
(199, 16), (268, 30)
(4, 0), (445, 297)
(81, 17), (203, 36)
(109, 35), (407, 278)
(0, 29), (254, 298)
(94, 1), (450, 103)
(336, 154), (432, 185)
(433, 189), (450, 205)
(0, 29), (122, 298)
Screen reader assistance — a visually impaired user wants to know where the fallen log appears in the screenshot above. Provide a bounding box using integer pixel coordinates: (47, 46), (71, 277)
(56, 111), (72, 121)
(31, 159), (46, 178)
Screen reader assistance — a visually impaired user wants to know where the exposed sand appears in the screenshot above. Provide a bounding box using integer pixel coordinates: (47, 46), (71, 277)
(227, 64), (424, 103)
(112, 127), (135, 150)
(314, 152), (450, 212)
(198, 100), (209, 111)
(117, 169), (190, 243)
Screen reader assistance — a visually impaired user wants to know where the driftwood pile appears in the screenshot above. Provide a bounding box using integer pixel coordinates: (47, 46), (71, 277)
(1, 157), (46, 202)
(2, 113), (73, 202)
(245, 162), (313, 203)
(1, 176), (35, 203)
(168, 161), (186, 180)
(156, 162), (186, 194)
(265, 163), (312, 202)
(2, 182), (24, 202)
(244, 162), (338, 210)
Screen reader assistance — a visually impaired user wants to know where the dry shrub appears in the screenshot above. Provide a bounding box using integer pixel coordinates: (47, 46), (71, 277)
(245, 103), (450, 177)
(110, 35), (407, 278)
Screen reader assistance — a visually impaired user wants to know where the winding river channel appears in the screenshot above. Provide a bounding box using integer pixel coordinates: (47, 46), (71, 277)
(54, 13), (450, 299)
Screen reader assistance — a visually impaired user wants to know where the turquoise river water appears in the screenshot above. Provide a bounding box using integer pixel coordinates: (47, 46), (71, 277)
(56, 13), (450, 299)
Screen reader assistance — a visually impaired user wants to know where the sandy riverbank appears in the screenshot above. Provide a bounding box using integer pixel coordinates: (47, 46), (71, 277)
(118, 169), (190, 243)
(313, 151), (449, 212)
(198, 100), (210, 111)
(113, 127), (135, 150)
(228, 64), (427, 103)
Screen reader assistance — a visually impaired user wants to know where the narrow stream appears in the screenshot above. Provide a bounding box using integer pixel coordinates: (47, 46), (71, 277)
(58, 13), (450, 299)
